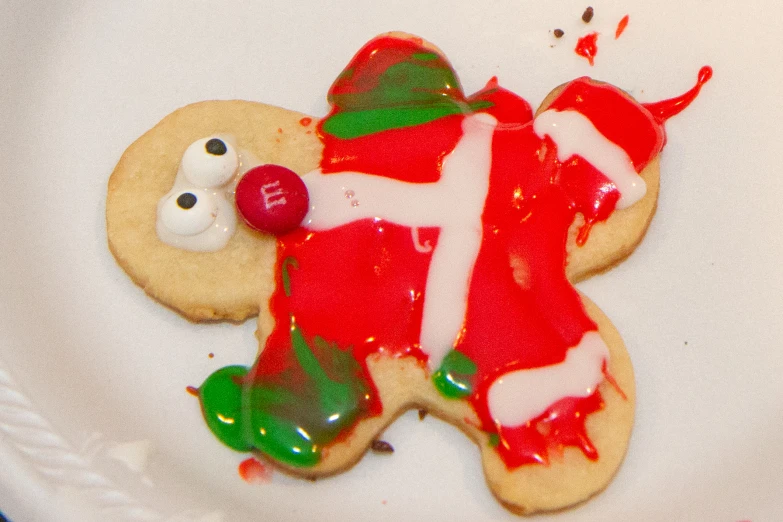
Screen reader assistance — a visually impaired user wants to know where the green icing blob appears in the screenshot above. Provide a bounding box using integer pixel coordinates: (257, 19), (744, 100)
(432, 350), (478, 399)
(199, 321), (371, 468)
(199, 365), (253, 452)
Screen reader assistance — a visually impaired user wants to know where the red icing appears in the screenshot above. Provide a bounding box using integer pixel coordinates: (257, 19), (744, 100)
(252, 36), (709, 468)
(643, 66), (713, 123)
(299, 117), (313, 127)
(575, 32), (599, 66)
(616, 15), (630, 39)
(238, 457), (272, 483)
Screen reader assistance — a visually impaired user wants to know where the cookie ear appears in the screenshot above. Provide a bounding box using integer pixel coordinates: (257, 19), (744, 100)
(535, 82), (661, 283)
(106, 100), (322, 321)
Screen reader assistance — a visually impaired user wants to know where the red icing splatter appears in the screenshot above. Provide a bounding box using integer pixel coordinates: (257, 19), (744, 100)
(602, 361), (628, 401)
(575, 32), (599, 66)
(643, 66), (713, 124)
(238, 457), (272, 483)
(616, 15), (630, 39)
(299, 117), (313, 126)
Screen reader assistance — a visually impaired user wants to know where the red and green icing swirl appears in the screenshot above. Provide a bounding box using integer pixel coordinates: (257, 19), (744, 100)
(197, 35), (710, 469)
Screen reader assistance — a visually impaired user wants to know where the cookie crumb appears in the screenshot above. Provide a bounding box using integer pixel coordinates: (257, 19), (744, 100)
(553, 28), (565, 38)
(208, 352), (214, 359)
(185, 386), (199, 397)
(418, 409), (428, 420)
(582, 6), (594, 23)
(371, 440), (394, 453)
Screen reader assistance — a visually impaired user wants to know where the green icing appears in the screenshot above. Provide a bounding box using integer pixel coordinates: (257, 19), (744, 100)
(199, 365), (253, 452)
(432, 350), (478, 399)
(324, 46), (493, 138)
(198, 321), (370, 468)
(411, 52), (439, 61)
(488, 432), (500, 448)
(330, 61), (460, 110)
(323, 100), (492, 140)
(289, 320), (359, 418)
(281, 256), (299, 297)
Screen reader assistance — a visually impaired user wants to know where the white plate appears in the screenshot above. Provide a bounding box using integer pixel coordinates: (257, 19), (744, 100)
(2, 0), (782, 520)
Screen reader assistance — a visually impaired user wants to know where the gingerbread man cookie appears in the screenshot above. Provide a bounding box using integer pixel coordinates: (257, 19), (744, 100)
(106, 33), (710, 514)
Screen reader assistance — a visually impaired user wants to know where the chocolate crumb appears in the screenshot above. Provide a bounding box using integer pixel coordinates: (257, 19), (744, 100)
(418, 409), (428, 421)
(553, 28), (564, 38)
(582, 6), (594, 23)
(371, 440), (394, 453)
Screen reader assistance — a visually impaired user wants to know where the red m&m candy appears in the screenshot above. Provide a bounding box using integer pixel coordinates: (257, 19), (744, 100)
(235, 165), (309, 235)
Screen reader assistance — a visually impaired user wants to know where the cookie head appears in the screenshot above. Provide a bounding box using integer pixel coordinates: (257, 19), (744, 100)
(106, 100), (322, 321)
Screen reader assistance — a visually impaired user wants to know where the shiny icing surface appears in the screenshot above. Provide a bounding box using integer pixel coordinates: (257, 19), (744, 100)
(197, 35), (710, 468)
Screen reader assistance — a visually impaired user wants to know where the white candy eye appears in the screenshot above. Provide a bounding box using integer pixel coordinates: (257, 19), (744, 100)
(160, 190), (218, 236)
(181, 137), (239, 188)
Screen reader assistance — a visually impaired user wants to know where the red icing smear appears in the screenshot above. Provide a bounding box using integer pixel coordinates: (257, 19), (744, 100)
(575, 32), (599, 66)
(257, 36), (707, 468)
(643, 66), (713, 123)
(615, 15), (630, 39)
(299, 117), (313, 127)
(238, 457), (272, 484)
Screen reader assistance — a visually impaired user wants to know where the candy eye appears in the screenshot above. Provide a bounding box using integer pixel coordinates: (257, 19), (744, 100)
(181, 137), (239, 188)
(160, 189), (218, 236)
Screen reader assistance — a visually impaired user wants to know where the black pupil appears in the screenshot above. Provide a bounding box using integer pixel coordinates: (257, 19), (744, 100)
(205, 138), (227, 156)
(177, 192), (198, 209)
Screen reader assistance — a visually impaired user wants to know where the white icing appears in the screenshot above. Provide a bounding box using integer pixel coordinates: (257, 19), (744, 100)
(181, 137), (239, 188)
(487, 330), (609, 427)
(302, 112), (498, 369)
(159, 189), (218, 236)
(156, 134), (259, 252)
(533, 109), (645, 209)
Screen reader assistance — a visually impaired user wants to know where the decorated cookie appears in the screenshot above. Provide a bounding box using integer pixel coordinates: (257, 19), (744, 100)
(106, 33), (710, 514)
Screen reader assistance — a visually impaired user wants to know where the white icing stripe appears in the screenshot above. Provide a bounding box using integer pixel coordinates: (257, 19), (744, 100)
(487, 330), (609, 427)
(303, 113), (498, 369)
(533, 109), (646, 209)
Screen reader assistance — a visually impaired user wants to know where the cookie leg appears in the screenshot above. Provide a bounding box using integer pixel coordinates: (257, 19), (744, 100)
(487, 330), (608, 427)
